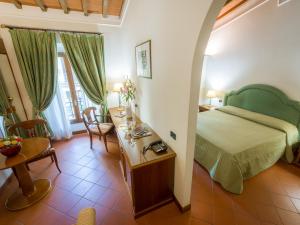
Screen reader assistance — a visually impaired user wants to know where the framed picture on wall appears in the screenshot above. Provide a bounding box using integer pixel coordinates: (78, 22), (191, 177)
(135, 40), (152, 79)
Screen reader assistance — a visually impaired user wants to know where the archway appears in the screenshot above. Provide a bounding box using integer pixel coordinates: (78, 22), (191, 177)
(183, 0), (227, 207)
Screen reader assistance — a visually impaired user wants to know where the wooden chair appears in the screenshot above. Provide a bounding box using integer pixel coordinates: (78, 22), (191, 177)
(82, 107), (114, 151)
(8, 119), (61, 173)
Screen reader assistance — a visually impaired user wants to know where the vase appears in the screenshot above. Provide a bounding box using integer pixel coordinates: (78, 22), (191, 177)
(125, 104), (132, 119)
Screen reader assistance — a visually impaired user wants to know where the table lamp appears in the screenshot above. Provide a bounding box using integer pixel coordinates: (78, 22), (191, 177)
(206, 90), (216, 105)
(113, 83), (123, 110)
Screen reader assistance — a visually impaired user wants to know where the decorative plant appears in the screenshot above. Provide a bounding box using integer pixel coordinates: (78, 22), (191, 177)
(120, 79), (136, 103)
(0, 136), (23, 149)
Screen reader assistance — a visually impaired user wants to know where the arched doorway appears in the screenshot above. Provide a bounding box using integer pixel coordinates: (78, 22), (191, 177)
(183, 0), (227, 208)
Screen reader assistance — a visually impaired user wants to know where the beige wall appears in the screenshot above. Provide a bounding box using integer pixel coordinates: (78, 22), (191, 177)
(118, 0), (225, 207)
(201, 0), (300, 103)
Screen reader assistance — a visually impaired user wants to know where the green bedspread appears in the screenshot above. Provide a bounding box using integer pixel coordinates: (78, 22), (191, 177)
(194, 106), (299, 194)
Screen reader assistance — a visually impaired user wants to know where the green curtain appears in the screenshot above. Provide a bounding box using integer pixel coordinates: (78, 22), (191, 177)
(9, 29), (57, 119)
(9, 29), (57, 135)
(60, 33), (107, 114)
(0, 70), (10, 116)
(0, 69), (20, 136)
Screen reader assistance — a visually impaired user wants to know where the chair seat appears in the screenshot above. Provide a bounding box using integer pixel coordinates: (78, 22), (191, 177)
(89, 123), (114, 135)
(27, 147), (55, 163)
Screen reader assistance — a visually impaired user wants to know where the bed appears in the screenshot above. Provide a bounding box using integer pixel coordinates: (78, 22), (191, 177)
(194, 84), (300, 194)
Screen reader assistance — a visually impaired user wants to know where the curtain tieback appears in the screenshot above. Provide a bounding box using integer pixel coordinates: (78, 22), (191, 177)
(34, 108), (43, 119)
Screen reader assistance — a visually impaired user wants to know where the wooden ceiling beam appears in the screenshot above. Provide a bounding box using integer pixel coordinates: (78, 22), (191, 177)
(12, 0), (22, 9)
(35, 0), (47, 12)
(0, 0), (123, 17)
(58, 0), (69, 14)
(102, 0), (109, 18)
(82, 0), (88, 16)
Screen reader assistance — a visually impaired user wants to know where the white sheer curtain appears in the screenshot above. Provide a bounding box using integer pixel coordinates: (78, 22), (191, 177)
(0, 116), (4, 138)
(45, 87), (72, 140)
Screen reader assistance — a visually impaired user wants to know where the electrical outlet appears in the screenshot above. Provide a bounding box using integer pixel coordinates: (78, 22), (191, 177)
(170, 131), (176, 140)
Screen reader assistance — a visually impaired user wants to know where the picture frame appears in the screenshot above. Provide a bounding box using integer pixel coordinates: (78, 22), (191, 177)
(135, 40), (152, 79)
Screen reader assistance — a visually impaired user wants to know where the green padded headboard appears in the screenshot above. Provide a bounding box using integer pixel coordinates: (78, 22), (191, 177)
(224, 84), (300, 139)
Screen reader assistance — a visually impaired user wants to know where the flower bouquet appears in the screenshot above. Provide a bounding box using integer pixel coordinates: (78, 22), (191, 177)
(0, 136), (23, 157)
(120, 79), (136, 118)
(120, 79), (136, 103)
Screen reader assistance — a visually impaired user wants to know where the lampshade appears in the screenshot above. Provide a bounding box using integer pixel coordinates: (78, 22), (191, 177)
(112, 83), (123, 92)
(206, 90), (216, 98)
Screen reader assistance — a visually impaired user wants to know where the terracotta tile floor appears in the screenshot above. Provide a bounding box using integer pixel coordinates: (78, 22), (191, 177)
(0, 134), (300, 225)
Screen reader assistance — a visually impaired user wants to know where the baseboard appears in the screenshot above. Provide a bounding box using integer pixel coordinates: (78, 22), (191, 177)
(173, 195), (191, 213)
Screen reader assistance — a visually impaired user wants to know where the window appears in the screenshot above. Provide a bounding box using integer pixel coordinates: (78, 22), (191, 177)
(57, 54), (96, 123)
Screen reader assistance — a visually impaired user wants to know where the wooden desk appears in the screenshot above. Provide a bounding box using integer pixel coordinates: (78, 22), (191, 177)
(109, 108), (176, 217)
(0, 137), (52, 211)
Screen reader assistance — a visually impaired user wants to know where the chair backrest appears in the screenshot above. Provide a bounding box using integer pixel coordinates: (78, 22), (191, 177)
(82, 107), (101, 134)
(8, 119), (49, 138)
(82, 107), (97, 123)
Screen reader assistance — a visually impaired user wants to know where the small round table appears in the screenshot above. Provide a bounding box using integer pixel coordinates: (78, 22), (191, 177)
(0, 137), (52, 211)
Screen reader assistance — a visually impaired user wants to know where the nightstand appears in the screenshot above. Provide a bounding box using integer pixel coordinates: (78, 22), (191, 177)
(199, 104), (215, 112)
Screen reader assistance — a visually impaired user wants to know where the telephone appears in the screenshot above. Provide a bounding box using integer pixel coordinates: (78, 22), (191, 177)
(143, 140), (168, 154)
